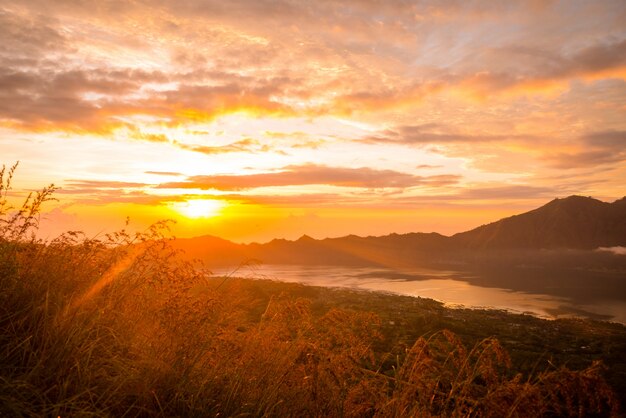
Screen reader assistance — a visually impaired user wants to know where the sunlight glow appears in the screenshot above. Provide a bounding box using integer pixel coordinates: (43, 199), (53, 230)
(171, 199), (225, 219)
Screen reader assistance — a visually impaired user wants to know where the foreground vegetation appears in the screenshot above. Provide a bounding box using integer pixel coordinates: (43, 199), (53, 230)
(1, 164), (623, 417)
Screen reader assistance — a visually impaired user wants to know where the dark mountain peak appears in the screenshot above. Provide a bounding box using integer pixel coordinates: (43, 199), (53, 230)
(556, 195), (595, 202)
(269, 238), (289, 244)
(296, 234), (316, 242)
(405, 231), (448, 238)
(543, 195), (604, 208)
(453, 195), (625, 250)
(527, 195), (608, 220)
(326, 234), (362, 242)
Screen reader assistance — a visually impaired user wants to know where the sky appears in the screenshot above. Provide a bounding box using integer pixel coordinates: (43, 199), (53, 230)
(1, 0), (625, 243)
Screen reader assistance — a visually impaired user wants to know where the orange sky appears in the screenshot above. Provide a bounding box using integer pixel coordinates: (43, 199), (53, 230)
(1, 0), (625, 243)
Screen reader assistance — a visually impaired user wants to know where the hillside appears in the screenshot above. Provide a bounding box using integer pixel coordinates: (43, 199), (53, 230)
(452, 195), (626, 249)
(173, 195), (626, 266)
(174, 231), (451, 267)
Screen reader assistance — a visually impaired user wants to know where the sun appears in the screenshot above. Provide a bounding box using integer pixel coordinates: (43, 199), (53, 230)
(171, 199), (225, 219)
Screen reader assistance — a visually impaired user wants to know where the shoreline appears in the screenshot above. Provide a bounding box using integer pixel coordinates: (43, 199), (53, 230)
(210, 263), (626, 324)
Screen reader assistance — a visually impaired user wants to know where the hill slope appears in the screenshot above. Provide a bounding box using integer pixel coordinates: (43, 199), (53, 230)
(173, 195), (626, 266)
(451, 195), (626, 250)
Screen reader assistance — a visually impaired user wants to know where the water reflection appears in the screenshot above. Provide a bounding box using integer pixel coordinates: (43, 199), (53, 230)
(215, 264), (626, 324)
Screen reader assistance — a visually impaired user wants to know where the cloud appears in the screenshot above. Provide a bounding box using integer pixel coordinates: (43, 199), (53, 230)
(53, 182), (164, 205)
(456, 185), (557, 200)
(0, 65), (298, 131)
(217, 192), (362, 207)
(545, 150), (624, 169)
(56, 180), (152, 197)
(363, 124), (515, 146)
(0, 5), (304, 132)
(62, 180), (149, 189)
(72, 192), (169, 206)
(0, 67), (166, 131)
(157, 164), (461, 191)
(0, 7), (67, 59)
(222, 184), (559, 207)
(1, 0), (624, 135)
(313, 181), (610, 206)
(144, 171), (183, 176)
(133, 133), (170, 143)
(159, 78), (295, 116)
(363, 125), (626, 173)
(174, 138), (280, 155)
(329, 82), (446, 114)
(289, 139), (328, 150)
(1, 0), (625, 219)
(559, 39), (626, 78)
(543, 130), (626, 169)
(582, 130), (626, 149)
(459, 39), (626, 98)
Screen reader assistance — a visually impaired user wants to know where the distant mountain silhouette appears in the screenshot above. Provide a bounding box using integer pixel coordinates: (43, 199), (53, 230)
(174, 231), (451, 267)
(173, 196), (626, 267)
(452, 195), (626, 249)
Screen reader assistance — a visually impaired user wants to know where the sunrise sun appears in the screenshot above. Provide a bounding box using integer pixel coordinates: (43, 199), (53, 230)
(172, 199), (225, 219)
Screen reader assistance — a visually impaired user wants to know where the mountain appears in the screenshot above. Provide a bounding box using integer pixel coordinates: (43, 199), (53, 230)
(173, 195), (626, 267)
(173, 235), (247, 266)
(451, 196), (626, 250)
(173, 231), (451, 267)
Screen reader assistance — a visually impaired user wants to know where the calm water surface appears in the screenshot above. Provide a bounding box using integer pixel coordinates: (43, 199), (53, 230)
(214, 264), (626, 324)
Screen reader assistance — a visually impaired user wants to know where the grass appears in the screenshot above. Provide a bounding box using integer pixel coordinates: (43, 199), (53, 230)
(0, 163), (622, 417)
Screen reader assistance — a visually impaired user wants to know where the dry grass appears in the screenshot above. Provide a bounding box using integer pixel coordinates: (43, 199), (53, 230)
(0, 163), (620, 417)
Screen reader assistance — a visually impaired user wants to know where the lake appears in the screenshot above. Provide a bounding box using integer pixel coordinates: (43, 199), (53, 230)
(213, 264), (626, 324)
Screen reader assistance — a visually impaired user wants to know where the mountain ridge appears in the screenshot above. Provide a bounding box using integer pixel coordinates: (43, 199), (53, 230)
(173, 195), (626, 266)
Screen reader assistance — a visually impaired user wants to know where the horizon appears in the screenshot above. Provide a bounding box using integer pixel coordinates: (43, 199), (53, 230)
(154, 194), (626, 245)
(2, 1), (626, 243)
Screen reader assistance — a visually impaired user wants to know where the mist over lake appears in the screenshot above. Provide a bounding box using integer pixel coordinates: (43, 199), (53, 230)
(215, 264), (626, 324)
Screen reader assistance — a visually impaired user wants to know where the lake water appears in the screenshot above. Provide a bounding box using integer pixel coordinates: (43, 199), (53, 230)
(214, 264), (626, 324)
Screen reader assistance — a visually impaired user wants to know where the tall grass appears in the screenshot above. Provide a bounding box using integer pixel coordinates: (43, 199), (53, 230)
(0, 163), (620, 417)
